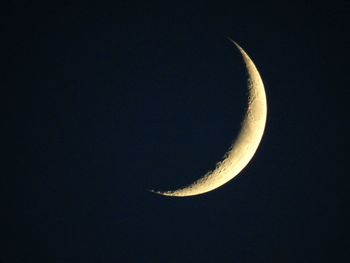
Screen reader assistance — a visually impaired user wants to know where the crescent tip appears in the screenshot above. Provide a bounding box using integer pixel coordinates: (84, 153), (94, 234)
(226, 37), (241, 50)
(149, 189), (167, 196)
(149, 189), (179, 197)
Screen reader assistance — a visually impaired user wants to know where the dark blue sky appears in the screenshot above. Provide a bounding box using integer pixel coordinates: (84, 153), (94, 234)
(3, 1), (349, 262)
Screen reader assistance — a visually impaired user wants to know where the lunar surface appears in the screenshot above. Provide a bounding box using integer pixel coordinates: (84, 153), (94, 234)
(151, 40), (267, 197)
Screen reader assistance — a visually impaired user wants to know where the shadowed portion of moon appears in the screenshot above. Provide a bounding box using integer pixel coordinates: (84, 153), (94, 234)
(151, 40), (267, 197)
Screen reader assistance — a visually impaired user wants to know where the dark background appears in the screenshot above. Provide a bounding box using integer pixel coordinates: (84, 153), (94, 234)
(2, 1), (349, 262)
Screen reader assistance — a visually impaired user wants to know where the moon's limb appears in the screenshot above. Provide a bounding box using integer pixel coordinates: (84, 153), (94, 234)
(151, 40), (267, 197)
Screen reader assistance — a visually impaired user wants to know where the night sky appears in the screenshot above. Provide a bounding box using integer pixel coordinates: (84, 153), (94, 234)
(3, 1), (349, 262)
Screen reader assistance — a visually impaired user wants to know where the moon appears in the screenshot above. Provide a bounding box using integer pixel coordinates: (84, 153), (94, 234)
(151, 40), (267, 197)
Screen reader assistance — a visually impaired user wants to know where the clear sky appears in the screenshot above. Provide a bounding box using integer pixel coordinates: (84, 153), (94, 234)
(3, 1), (348, 262)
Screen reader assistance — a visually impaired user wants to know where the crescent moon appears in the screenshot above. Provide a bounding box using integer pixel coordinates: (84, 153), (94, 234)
(151, 40), (267, 197)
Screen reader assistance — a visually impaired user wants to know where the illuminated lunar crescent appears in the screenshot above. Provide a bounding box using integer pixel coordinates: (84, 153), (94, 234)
(151, 40), (267, 197)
